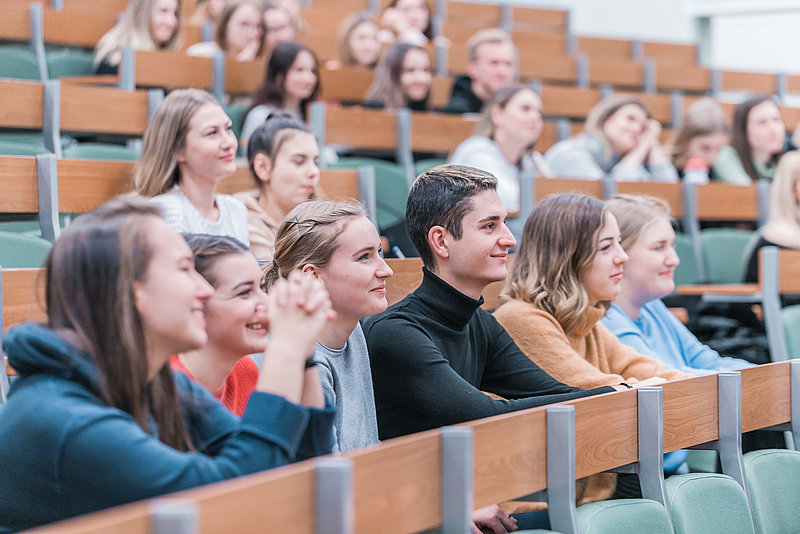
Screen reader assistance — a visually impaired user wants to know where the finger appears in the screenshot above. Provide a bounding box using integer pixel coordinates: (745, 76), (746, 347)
(499, 513), (517, 531)
(470, 524), (481, 534)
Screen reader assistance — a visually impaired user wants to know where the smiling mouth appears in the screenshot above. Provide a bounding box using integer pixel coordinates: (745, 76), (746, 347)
(246, 322), (267, 331)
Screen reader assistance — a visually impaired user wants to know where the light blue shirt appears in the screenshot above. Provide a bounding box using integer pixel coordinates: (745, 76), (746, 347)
(602, 300), (754, 376)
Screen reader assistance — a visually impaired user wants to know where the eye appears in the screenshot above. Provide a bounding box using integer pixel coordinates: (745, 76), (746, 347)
(358, 252), (371, 261)
(237, 288), (252, 298)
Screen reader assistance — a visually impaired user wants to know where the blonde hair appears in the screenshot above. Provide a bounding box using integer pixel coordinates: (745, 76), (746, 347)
(263, 200), (368, 287)
(94, 0), (182, 68)
(669, 98), (730, 169)
(585, 95), (652, 156)
(502, 193), (608, 336)
(768, 151), (800, 228)
(134, 89), (220, 197)
(466, 28), (513, 62)
(337, 11), (378, 68)
(605, 194), (672, 252)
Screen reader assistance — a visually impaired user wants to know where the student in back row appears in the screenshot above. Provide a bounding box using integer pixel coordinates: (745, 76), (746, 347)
(441, 29), (516, 114)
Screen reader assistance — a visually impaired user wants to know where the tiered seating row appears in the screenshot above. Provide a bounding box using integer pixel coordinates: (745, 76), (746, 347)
(13, 358), (797, 533)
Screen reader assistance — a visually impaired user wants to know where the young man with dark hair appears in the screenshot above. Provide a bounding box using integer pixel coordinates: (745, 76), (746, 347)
(364, 164), (618, 441)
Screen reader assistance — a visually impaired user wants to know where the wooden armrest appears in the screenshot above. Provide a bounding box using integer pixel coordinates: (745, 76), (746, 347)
(59, 75), (120, 86)
(676, 283), (759, 296)
(668, 307), (689, 325)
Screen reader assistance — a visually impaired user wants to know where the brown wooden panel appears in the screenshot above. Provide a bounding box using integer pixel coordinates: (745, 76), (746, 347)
(0, 5), (31, 41)
(537, 121), (559, 153)
(781, 106), (800, 131)
(787, 74), (800, 94)
(170, 462), (316, 534)
(775, 249), (800, 293)
(182, 24), (204, 49)
(589, 57), (645, 88)
(318, 168), (360, 201)
(27, 502), (151, 534)
(385, 257), (423, 306)
(519, 54), (578, 84)
(60, 85), (149, 136)
(225, 58), (265, 95)
(0, 156), (38, 213)
(534, 177), (604, 202)
(573, 389), (639, 477)
(62, 0), (127, 12)
(349, 430), (442, 534)
(430, 76), (453, 109)
(662, 374), (719, 450)
(42, 8), (115, 47)
(463, 405), (549, 507)
(540, 85), (600, 120)
(2, 268), (46, 330)
(616, 181), (683, 218)
(300, 6), (358, 39)
(218, 166), (255, 196)
(318, 68), (373, 103)
(323, 106), (397, 151)
(577, 37), (633, 59)
(512, 6), (568, 33)
(641, 41), (697, 65)
(695, 182), (759, 221)
(676, 283), (760, 296)
(300, 33), (339, 63)
(135, 50), (214, 90)
(741, 362), (791, 432)
(655, 64), (712, 93)
(512, 31), (570, 57)
(57, 159), (135, 213)
(0, 79), (44, 129)
(720, 71), (777, 94)
(409, 111), (477, 153)
(446, 2), (502, 26)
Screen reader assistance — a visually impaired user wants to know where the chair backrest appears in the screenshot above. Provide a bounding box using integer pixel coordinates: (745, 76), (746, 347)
(0, 232), (51, 269)
(743, 449), (800, 534)
(665, 473), (755, 534)
(576, 500), (673, 534)
(673, 232), (702, 285)
(700, 228), (755, 284)
(780, 304), (800, 359)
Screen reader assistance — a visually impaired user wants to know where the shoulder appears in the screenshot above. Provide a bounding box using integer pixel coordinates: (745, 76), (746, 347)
(762, 221), (800, 248)
(494, 300), (559, 329)
(451, 137), (498, 160)
(186, 41), (219, 57)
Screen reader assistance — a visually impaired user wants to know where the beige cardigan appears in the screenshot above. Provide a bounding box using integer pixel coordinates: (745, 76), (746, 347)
(493, 299), (691, 511)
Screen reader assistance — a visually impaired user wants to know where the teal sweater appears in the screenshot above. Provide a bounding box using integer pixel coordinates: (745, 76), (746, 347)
(0, 323), (334, 532)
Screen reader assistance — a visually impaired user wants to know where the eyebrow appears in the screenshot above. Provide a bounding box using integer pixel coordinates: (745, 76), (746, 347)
(352, 246), (375, 257)
(231, 280), (255, 291)
(477, 214), (502, 223)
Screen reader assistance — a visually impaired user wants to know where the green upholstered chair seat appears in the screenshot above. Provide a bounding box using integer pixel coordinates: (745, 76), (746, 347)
(576, 499), (672, 534)
(744, 448), (800, 534)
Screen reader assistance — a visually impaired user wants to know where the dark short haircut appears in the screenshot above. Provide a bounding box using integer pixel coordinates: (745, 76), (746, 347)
(405, 164), (497, 268)
(182, 233), (250, 287)
(246, 112), (311, 187)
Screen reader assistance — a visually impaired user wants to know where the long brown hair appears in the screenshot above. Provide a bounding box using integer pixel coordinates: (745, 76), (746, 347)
(214, 0), (265, 56)
(365, 43), (430, 110)
(503, 193), (608, 336)
(731, 96), (783, 181)
(45, 195), (192, 450)
(669, 98), (730, 170)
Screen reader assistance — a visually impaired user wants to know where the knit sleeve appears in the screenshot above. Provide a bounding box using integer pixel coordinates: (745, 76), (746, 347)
(494, 302), (629, 388)
(595, 322), (692, 382)
(366, 315), (611, 435)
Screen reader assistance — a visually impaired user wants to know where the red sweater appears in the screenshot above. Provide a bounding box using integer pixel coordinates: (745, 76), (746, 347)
(170, 355), (259, 417)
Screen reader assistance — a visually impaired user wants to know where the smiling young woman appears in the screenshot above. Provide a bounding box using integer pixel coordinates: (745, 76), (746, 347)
(264, 200), (393, 453)
(235, 114), (320, 261)
(0, 196), (335, 531)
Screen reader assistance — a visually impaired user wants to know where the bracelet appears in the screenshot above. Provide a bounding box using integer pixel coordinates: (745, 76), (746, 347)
(305, 357), (317, 369)
(619, 382), (633, 389)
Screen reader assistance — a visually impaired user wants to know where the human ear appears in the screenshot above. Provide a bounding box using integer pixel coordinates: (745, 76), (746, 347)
(427, 226), (450, 260)
(254, 153), (273, 183)
(301, 264), (320, 278)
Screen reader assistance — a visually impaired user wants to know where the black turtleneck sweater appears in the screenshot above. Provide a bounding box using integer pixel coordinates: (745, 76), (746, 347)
(363, 268), (615, 440)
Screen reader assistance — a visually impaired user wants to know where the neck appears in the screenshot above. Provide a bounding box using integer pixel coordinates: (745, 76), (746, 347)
(471, 80), (490, 103)
(613, 285), (648, 321)
(178, 176), (218, 220)
(317, 316), (359, 350)
(432, 265), (485, 301)
(751, 148), (773, 165)
(177, 347), (240, 394)
(283, 96), (301, 114)
(493, 130), (526, 165)
(256, 188), (289, 223)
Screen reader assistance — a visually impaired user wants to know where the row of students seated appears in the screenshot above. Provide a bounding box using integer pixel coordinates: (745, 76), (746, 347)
(1, 157), (765, 531)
